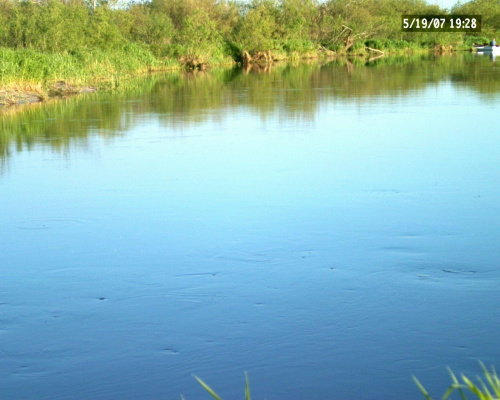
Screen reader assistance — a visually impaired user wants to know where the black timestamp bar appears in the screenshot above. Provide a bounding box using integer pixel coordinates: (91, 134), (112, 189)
(402, 15), (481, 32)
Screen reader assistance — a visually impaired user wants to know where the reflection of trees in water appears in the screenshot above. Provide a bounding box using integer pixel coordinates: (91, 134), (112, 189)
(0, 95), (129, 173)
(2, 53), (500, 170)
(447, 53), (500, 96)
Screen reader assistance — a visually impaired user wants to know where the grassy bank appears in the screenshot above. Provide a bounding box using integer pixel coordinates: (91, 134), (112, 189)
(0, 44), (179, 92)
(0, 0), (497, 102)
(0, 38), (457, 104)
(0, 44), (182, 105)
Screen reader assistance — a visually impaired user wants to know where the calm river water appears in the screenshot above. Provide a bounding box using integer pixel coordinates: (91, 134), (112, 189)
(1, 53), (499, 400)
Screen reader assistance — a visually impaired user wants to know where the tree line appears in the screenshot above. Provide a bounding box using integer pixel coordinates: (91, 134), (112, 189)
(0, 0), (497, 62)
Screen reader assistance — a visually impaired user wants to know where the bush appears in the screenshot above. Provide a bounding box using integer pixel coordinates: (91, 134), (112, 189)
(283, 37), (315, 53)
(365, 39), (384, 49)
(348, 40), (366, 52)
(234, 1), (278, 53)
(463, 35), (491, 46)
(175, 9), (222, 58)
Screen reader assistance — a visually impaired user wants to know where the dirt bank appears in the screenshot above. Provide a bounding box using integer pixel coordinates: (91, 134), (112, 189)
(0, 81), (97, 107)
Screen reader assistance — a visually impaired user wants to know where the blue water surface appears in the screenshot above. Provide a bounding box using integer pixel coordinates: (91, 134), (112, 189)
(1, 55), (499, 400)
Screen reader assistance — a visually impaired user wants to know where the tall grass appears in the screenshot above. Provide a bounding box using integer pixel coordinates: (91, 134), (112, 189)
(0, 45), (177, 89)
(194, 373), (251, 400)
(414, 363), (500, 400)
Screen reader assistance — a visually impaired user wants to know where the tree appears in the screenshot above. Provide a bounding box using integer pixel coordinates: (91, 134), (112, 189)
(235, 0), (279, 53)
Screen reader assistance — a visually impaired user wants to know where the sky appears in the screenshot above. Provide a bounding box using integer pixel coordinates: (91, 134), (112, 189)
(431, 0), (460, 10)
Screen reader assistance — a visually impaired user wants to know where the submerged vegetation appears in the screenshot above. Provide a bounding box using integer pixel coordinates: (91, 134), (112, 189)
(1, 0), (500, 93)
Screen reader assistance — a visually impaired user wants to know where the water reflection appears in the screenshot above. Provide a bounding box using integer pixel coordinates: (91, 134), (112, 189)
(2, 52), (500, 170)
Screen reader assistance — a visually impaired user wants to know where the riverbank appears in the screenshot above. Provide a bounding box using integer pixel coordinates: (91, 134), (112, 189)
(0, 83), (98, 107)
(0, 44), (457, 108)
(0, 45), (179, 106)
(0, 0), (496, 108)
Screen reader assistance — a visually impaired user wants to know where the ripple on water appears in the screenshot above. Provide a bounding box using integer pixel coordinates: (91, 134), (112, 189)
(13, 218), (86, 230)
(399, 260), (498, 284)
(161, 348), (180, 355)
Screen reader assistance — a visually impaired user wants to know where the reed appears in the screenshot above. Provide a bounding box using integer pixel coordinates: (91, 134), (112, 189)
(193, 364), (500, 400)
(0, 45), (178, 89)
(414, 363), (500, 400)
(194, 373), (251, 400)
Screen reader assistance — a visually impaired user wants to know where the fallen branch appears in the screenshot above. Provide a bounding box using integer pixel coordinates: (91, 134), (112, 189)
(366, 46), (384, 55)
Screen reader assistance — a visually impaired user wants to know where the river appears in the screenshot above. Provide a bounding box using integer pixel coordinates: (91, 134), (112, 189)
(1, 53), (499, 400)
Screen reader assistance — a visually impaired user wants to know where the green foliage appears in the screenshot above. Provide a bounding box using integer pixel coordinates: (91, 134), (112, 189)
(87, 6), (127, 50)
(453, 0), (500, 37)
(282, 37), (315, 53)
(463, 35), (491, 47)
(414, 363), (500, 400)
(175, 9), (222, 58)
(21, 0), (88, 51)
(278, 0), (316, 42)
(365, 38), (384, 50)
(349, 40), (366, 52)
(126, 4), (174, 56)
(0, 0), (491, 59)
(365, 38), (422, 51)
(235, 0), (279, 53)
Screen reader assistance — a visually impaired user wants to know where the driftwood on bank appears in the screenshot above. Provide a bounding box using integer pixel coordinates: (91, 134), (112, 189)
(366, 46), (384, 55)
(318, 46), (336, 57)
(433, 44), (453, 53)
(179, 56), (210, 71)
(242, 51), (252, 66)
(0, 81), (97, 107)
(242, 50), (273, 67)
(332, 25), (370, 51)
(242, 46), (335, 68)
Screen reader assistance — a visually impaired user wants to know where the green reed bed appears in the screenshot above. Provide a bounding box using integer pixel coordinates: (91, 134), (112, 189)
(0, 45), (177, 89)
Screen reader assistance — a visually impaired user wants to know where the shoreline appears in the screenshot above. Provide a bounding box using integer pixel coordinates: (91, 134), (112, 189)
(0, 83), (98, 107)
(0, 47), (462, 110)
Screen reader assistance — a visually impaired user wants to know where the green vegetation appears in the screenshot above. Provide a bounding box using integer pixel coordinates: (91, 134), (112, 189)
(0, 45), (174, 87)
(194, 373), (251, 400)
(1, 0), (499, 92)
(414, 363), (500, 400)
(195, 363), (500, 400)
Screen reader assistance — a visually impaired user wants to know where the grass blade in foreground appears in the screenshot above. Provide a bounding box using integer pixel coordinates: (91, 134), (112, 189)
(415, 363), (500, 400)
(245, 372), (251, 400)
(194, 373), (251, 400)
(193, 375), (222, 400)
(413, 375), (433, 400)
